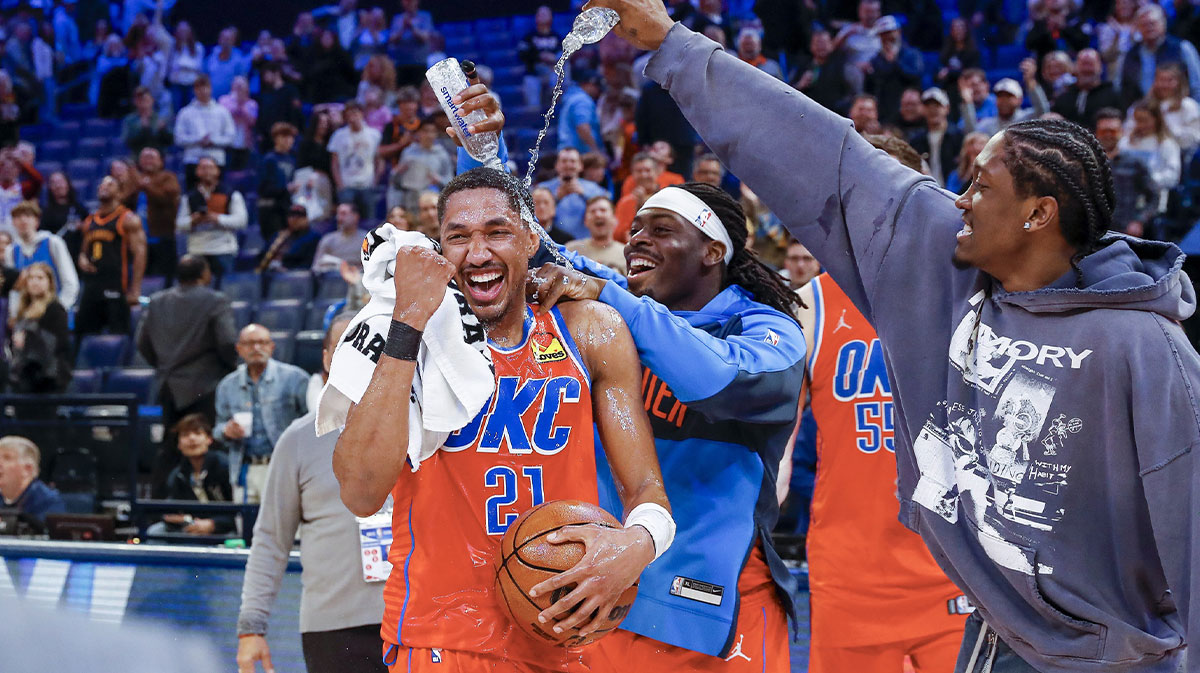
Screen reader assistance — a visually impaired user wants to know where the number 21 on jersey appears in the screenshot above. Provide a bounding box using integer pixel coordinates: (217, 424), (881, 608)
(485, 465), (545, 535)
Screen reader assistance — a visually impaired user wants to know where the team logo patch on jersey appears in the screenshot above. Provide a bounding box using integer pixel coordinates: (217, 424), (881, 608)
(764, 329), (780, 346)
(431, 648), (443, 663)
(669, 575), (724, 606)
(531, 331), (568, 363)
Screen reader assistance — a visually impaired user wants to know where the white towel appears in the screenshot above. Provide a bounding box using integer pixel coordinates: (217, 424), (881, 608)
(316, 224), (494, 471)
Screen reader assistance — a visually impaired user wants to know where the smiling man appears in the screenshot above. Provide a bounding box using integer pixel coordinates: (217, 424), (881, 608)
(578, 1), (1200, 671)
(333, 167), (674, 672)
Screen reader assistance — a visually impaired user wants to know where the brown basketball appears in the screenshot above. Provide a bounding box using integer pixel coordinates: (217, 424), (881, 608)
(496, 499), (638, 648)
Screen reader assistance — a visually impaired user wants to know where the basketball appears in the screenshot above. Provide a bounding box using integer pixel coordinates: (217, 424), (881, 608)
(496, 499), (638, 647)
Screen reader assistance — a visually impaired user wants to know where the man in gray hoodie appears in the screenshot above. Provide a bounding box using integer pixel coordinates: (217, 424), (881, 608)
(579, 1), (1200, 671)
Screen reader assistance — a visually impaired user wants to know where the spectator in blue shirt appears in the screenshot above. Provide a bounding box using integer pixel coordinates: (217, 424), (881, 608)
(0, 436), (64, 529)
(205, 27), (248, 98)
(558, 69), (604, 155)
(535, 148), (607, 240)
(214, 324), (309, 503)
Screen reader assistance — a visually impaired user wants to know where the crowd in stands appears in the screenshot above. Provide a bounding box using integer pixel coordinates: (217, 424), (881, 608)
(0, 0), (1198, 539)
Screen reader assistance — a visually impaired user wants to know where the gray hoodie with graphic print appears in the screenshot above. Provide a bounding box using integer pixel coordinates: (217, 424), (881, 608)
(645, 22), (1200, 673)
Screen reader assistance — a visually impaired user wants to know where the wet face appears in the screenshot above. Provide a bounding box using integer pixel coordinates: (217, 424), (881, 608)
(555, 149), (582, 179)
(439, 188), (538, 326)
(177, 428), (213, 459)
(48, 172), (69, 200)
(584, 198), (615, 238)
(632, 158), (658, 191)
(996, 92), (1020, 118)
(22, 267), (50, 298)
(532, 188), (556, 224)
(953, 133), (1033, 271)
(693, 159), (723, 186)
(784, 242), (820, 289)
(0, 446), (33, 500)
(1094, 117), (1122, 153)
(237, 326), (275, 367)
(626, 210), (723, 306)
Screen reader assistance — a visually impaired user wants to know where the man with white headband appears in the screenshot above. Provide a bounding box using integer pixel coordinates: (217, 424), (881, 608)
(527, 180), (806, 673)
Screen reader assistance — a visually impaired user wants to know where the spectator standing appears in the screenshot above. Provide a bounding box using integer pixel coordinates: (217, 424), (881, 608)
(166, 21), (204, 109)
(175, 156), (247, 281)
(305, 29), (356, 104)
(1145, 63), (1200, 155)
(1120, 99), (1182, 212)
(1119, 5), (1200, 104)
(134, 147), (182, 280)
(40, 172), (85, 239)
(531, 186), (573, 245)
(387, 0), (434, 85)
(1024, 0), (1091, 64)
(174, 74), (236, 184)
(332, 0), (358, 50)
(389, 119), (452, 213)
(218, 76), (258, 171)
(567, 195), (627, 273)
(205, 27), (248, 99)
(75, 177), (146, 339)
(312, 202), (366, 273)
(356, 54), (397, 107)
(149, 413), (235, 537)
(254, 62), (303, 153)
(236, 316), (387, 673)
(360, 86), (390, 131)
(614, 152), (662, 241)
(327, 101), (381, 220)
(6, 201), (77, 309)
(137, 254), (237, 493)
(90, 34), (128, 112)
(0, 72), (21, 148)
(1051, 49), (1123, 128)
(258, 204), (321, 272)
(558, 69), (604, 155)
(349, 9), (388, 71)
(936, 17), (982, 96)
(0, 155), (25, 235)
(536, 148), (607, 240)
(519, 6), (562, 108)
(108, 159), (142, 212)
(910, 87), (963, 186)
(865, 16), (924, 123)
(962, 73), (1050, 137)
(215, 324), (309, 504)
(0, 436), (64, 530)
(377, 86), (420, 171)
(635, 77), (699, 178)
(690, 0), (734, 44)
(736, 28), (783, 80)
(793, 28), (854, 114)
(946, 130), (990, 193)
(298, 108), (335, 177)
(8, 263), (72, 393)
(121, 86), (173, 155)
(1098, 0), (1138, 77)
(12, 143), (42, 202)
(1094, 107), (1161, 237)
(833, 0), (883, 92)
(257, 123), (298, 244)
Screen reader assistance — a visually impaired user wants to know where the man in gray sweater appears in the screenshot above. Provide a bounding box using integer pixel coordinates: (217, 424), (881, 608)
(236, 314), (386, 673)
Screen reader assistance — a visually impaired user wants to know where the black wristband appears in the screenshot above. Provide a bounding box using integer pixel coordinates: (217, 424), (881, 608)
(383, 320), (423, 361)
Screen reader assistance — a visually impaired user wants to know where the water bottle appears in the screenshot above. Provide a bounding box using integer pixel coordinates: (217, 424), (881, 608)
(561, 7), (620, 54)
(426, 57), (503, 170)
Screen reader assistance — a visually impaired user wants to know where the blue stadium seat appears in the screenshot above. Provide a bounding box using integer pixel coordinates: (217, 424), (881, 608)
(511, 15), (535, 36)
(104, 368), (157, 404)
(482, 50), (520, 69)
(315, 272), (348, 300)
(67, 369), (103, 394)
(306, 297), (342, 330)
(230, 301), (253, 328)
(219, 273), (262, 302)
(292, 330), (324, 373)
(76, 334), (130, 369)
(270, 330), (296, 364)
(77, 137), (109, 160)
(256, 299), (305, 332)
(34, 160), (63, 178)
(52, 121), (82, 141)
(552, 14), (574, 36)
(240, 227), (266, 256)
(266, 270), (314, 301)
(495, 64), (526, 84)
(440, 22), (473, 38)
(478, 31), (513, 50)
(445, 35), (477, 52)
(60, 103), (91, 120)
(40, 140), (72, 163)
(495, 85), (522, 107)
(20, 123), (51, 142)
(227, 169), (256, 195)
(84, 118), (118, 136)
(110, 136), (126, 156)
(475, 17), (510, 34)
(66, 158), (100, 182)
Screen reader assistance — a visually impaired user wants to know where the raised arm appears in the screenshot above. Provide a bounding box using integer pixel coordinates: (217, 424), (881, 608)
(122, 212), (147, 301)
(332, 246), (454, 516)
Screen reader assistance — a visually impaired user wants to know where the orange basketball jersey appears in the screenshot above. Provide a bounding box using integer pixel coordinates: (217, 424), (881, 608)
(382, 305), (599, 670)
(806, 274), (968, 647)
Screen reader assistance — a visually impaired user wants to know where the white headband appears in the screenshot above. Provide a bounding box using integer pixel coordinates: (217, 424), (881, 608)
(637, 187), (735, 264)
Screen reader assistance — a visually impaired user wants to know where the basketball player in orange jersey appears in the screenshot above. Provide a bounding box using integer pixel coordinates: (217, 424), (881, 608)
(799, 268), (969, 672)
(334, 167), (674, 673)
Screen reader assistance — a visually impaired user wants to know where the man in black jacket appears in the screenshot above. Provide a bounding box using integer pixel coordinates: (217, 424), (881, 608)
(136, 255), (238, 496)
(1051, 49), (1122, 128)
(149, 413), (236, 538)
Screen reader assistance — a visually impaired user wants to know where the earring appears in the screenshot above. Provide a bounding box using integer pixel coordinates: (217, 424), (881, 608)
(1023, 222), (1032, 230)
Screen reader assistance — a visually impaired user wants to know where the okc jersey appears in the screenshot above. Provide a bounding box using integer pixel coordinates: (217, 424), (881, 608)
(381, 305), (599, 670)
(806, 274), (967, 647)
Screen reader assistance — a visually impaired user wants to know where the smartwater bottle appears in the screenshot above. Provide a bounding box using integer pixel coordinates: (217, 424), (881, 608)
(561, 7), (620, 54)
(426, 57), (503, 170)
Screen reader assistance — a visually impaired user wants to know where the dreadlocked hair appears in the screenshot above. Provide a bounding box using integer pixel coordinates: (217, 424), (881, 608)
(676, 182), (803, 320)
(999, 119), (1116, 281)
